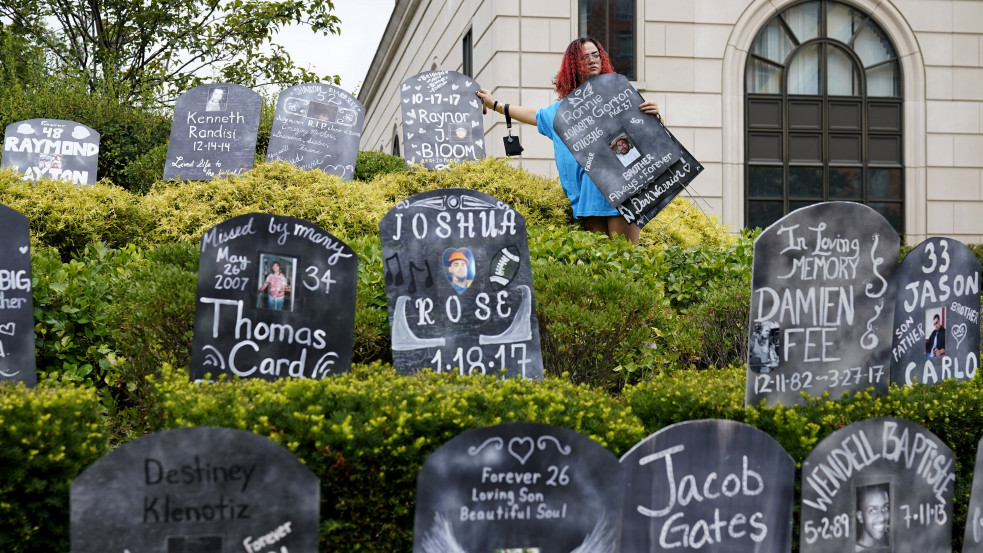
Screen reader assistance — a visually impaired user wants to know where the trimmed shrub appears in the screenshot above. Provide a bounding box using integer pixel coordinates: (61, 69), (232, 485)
(0, 381), (109, 553)
(121, 143), (168, 194)
(355, 150), (406, 181)
(148, 363), (647, 553)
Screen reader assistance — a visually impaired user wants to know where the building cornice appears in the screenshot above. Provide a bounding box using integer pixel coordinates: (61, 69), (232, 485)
(358, 0), (422, 108)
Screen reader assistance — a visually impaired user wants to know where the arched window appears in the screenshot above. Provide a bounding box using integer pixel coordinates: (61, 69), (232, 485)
(745, 0), (903, 233)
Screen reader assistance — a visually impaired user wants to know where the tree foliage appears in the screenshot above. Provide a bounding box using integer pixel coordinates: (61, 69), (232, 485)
(0, 0), (342, 104)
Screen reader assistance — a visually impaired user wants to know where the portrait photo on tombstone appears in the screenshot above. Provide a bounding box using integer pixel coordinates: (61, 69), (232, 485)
(257, 254), (295, 311)
(925, 308), (947, 358)
(442, 248), (475, 294)
(749, 320), (781, 373)
(855, 482), (891, 551)
(205, 85), (229, 111)
(609, 131), (641, 167)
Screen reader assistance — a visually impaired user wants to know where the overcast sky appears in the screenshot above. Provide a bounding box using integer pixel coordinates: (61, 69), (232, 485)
(272, 0), (396, 95)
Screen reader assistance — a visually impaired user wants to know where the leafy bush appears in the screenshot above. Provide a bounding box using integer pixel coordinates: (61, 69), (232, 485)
(121, 143), (168, 194)
(355, 150), (406, 181)
(149, 363), (647, 553)
(0, 381), (109, 553)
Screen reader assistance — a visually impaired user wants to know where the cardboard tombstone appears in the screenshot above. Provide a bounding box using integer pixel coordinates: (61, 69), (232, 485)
(745, 202), (900, 407)
(800, 417), (954, 553)
(71, 426), (319, 553)
(413, 422), (624, 553)
(400, 71), (485, 169)
(620, 419), (795, 553)
(0, 204), (35, 386)
(266, 82), (364, 179)
(1, 118), (99, 184)
(553, 73), (703, 228)
(189, 213), (357, 381)
(163, 83), (262, 181)
(891, 237), (980, 387)
(379, 188), (543, 379)
(961, 437), (983, 553)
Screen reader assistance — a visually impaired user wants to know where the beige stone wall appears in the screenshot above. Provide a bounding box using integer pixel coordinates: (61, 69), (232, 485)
(359, 0), (983, 244)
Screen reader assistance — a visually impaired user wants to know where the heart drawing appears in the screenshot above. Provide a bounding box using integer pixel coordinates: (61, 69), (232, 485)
(0, 322), (15, 336)
(952, 323), (968, 349)
(508, 437), (534, 465)
(19, 246), (28, 254)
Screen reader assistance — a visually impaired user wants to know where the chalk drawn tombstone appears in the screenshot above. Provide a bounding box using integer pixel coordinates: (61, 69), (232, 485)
(266, 82), (364, 179)
(400, 71), (485, 170)
(164, 83), (262, 181)
(553, 73), (704, 228)
(1, 118), (99, 185)
(891, 237), (980, 387)
(413, 422), (623, 553)
(0, 204), (35, 386)
(800, 417), (954, 553)
(380, 189), (542, 378)
(71, 426), (319, 553)
(745, 202), (900, 407)
(189, 213), (357, 381)
(620, 419), (794, 553)
(961, 437), (983, 553)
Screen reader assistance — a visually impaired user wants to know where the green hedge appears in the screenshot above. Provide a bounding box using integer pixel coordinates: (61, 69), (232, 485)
(0, 382), (108, 553)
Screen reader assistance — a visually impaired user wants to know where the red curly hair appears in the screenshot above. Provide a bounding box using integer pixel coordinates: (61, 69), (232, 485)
(553, 37), (615, 99)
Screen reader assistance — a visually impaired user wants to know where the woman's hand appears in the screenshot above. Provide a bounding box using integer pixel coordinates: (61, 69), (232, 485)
(639, 100), (663, 123)
(476, 89), (496, 113)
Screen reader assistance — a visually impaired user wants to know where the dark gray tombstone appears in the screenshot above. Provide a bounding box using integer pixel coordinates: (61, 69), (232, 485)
(745, 202), (900, 407)
(1, 118), (99, 184)
(620, 419), (794, 553)
(379, 188), (543, 379)
(553, 73), (703, 228)
(266, 82), (364, 179)
(413, 422), (624, 553)
(800, 417), (954, 553)
(400, 71), (485, 170)
(71, 426), (319, 553)
(891, 237), (980, 387)
(163, 83), (262, 181)
(0, 204), (35, 386)
(189, 213), (357, 381)
(961, 437), (983, 553)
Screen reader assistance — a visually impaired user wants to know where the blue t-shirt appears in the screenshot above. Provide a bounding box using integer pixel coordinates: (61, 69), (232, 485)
(536, 101), (618, 218)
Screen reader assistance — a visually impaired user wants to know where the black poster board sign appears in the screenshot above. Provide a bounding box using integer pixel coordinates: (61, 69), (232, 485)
(0, 204), (35, 386)
(266, 82), (364, 180)
(163, 83), (262, 181)
(71, 426), (319, 553)
(620, 419), (794, 553)
(400, 71), (485, 170)
(189, 213), (357, 381)
(800, 417), (954, 553)
(379, 189), (543, 379)
(745, 202), (900, 407)
(413, 422), (624, 553)
(891, 237), (980, 387)
(1, 118), (99, 184)
(553, 73), (703, 228)
(961, 437), (983, 553)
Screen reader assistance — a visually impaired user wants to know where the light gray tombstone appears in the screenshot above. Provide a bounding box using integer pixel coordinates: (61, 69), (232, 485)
(379, 188), (543, 379)
(745, 202), (900, 407)
(800, 417), (954, 553)
(413, 422), (624, 553)
(163, 83), (262, 181)
(891, 237), (980, 387)
(71, 426), (320, 553)
(552, 73), (703, 227)
(961, 437), (983, 553)
(189, 213), (357, 381)
(0, 203), (36, 386)
(266, 82), (364, 179)
(620, 419), (794, 553)
(399, 71), (485, 170)
(1, 118), (99, 184)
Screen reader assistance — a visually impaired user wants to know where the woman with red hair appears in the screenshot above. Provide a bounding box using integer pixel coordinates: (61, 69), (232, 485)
(476, 37), (661, 245)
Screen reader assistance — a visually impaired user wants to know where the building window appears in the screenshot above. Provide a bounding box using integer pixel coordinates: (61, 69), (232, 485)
(462, 28), (473, 78)
(745, 0), (903, 233)
(579, 0), (636, 80)
(391, 133), (400, 157)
